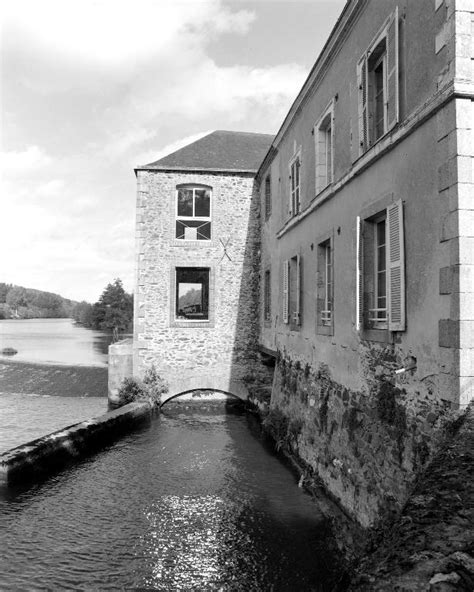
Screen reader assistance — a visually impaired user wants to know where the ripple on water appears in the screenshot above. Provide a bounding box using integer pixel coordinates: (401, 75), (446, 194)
(0, 409), (345, 591)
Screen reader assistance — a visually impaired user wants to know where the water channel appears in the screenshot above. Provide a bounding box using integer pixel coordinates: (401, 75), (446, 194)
(0, 319), (345, 589)
(0, 406), (344, 591)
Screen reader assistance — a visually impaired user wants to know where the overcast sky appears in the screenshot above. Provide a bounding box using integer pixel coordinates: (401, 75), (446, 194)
(1, 0), (346, 303)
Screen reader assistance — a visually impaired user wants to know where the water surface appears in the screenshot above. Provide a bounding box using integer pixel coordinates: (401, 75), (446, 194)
(0, 393), (107, 453)
(0, 407), (344, 591)
(0, 318), (112, 366)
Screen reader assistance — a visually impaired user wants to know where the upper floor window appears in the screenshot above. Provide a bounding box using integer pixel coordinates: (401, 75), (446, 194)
(315, 102), (334, 195)
(264, 175), (271, 219)
(176, 185), (211, 241)
(289, 153), (301, 217)
(358, 7), (399, 154)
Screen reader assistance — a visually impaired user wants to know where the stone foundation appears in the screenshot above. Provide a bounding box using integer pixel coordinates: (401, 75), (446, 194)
(269, 350), (454, 527)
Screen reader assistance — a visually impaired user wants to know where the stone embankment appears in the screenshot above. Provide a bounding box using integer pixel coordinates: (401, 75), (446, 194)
(0, 359), (107, 397)
(0, 401), (153, 485)
(350, 405), (474, 591)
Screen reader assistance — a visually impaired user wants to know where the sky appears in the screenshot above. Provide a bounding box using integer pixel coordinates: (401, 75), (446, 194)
(0, 0), (346, 303)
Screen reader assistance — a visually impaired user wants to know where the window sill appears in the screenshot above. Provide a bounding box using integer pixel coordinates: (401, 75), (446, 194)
(171, 320), (214, 328)
(316, 324), (334, 336)
(171, 239), (215, 248)
(360, 327), (390, 343)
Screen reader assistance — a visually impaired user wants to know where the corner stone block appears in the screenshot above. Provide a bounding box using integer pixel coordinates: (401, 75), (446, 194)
(457, 156), (473, 184)
(460, 320), (474, 348)
(439, 266), (453, 294)
(439, 319), (460, 348)
(460, 376), (474, 407)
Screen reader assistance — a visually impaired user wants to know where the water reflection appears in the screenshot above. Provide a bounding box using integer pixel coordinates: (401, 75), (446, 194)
(0, 408), (345, 591)
(0, 318), (114, 366)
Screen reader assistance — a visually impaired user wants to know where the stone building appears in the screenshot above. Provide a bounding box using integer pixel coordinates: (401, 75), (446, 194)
(257, 0), (474, 525)
(110, 0), (473, 527)
(109, 131), (273, 405)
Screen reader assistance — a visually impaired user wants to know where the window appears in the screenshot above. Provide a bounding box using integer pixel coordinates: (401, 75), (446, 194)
(358, 7), (399, 154)
(356, 200), (405, 337)
(264, 269), (271, 322)
(315, 103), (334, 195)
(176, 185), (211, 241)
(264, 175), (271, 219)
(176, 268), (209, 321)
(289, 154), (301, 217)
(317, 238), (333, 335)
(282, 255), (301, 329)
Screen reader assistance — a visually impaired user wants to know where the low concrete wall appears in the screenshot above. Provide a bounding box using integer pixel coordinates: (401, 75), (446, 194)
(0, 401), (153, 486)
(108, 338), (133, 406)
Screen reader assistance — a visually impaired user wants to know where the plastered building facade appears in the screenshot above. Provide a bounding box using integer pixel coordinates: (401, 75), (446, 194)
(114, 0), (473, 526)
(257, 0), (473, 524)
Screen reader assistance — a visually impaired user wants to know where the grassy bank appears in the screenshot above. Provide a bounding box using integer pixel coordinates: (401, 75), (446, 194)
(0, 358), (108, 398)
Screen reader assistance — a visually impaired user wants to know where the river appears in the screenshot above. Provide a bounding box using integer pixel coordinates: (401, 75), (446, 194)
(0, 406), (345, 591)
(0, 318), (112, 366)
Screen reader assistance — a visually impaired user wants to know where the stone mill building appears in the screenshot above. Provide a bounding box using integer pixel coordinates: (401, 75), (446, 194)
(110, 0), (473, 528)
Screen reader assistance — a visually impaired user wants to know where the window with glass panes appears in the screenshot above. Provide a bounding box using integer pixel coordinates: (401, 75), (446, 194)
(176, 186), (211, 240)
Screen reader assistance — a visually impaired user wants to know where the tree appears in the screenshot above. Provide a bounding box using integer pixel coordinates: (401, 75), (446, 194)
(6, 287), (28, 311)
(93, 279), (133, 334)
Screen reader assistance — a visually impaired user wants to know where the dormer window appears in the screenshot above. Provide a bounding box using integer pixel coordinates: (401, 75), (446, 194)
(176, 185), (211, 240)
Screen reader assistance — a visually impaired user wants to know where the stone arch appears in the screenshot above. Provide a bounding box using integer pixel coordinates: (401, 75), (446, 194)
(161, 374), (249, 406)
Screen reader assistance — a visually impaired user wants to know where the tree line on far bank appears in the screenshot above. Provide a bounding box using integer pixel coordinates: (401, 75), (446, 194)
(72, 279), (133, 335)
(0, 283), (75, 319)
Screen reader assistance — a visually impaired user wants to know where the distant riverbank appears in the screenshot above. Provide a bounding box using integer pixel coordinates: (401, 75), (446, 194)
(0, 358), (108, 398)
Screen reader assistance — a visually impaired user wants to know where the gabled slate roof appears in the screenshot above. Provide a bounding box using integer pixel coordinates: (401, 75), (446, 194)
(136, 130), (274, 174)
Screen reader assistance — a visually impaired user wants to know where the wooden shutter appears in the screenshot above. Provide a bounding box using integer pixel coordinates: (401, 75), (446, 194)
(288, 165), (293, 217)
(295, 254), (301, 325)
(282, 259), (289, 324)
(356, 216), (364, 331)
(387, 200), (405, 331)
(386, 7), (399, 131)
(357, 56), (368, 155)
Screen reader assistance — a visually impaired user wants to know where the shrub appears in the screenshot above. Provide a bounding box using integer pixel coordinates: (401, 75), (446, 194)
(263, 407), (289, 451)
(117, 365), (169, 407)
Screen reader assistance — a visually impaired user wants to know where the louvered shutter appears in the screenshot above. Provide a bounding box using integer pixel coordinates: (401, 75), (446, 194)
(295, 254), (301, 325)
(386, 7), (399, 131)
(288, 166), (293, 217)
(356, 216), (364, 331)
(283, 260), (289, 324)
(387, 200), (405, 331)
(357, 56), (368, 155)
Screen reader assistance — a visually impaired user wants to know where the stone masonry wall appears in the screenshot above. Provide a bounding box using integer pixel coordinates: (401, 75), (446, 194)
(133, 170), (261, 392)
(268, 348), (453, 528)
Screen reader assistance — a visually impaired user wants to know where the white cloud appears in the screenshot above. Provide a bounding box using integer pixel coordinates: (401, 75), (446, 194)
(1, 0), (311, 302)
(134, 130), (212, 167)
(0, 146), (52, 175)
(2, 0), (255, 63)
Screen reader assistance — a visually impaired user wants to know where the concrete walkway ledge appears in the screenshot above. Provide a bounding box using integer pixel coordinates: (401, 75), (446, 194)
(0, 401), (154, 486)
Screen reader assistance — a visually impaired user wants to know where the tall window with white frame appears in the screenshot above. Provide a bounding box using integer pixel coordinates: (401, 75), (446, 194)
(264, 175), (271, 220)
(289, 155), (301, 216)
(357, 7), (399, 154)
(372, 216), (387, 328)
(315, 104), (334, 195)
(357, 199), (405, 336)
(176, 185), (211, 241)
(316, 237), (334, 335)
(369, 40), (387, 144)
(264, 269), (271, 322)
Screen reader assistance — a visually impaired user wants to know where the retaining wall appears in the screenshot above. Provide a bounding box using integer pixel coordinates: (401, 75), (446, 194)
(0, 401), (153, 486)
